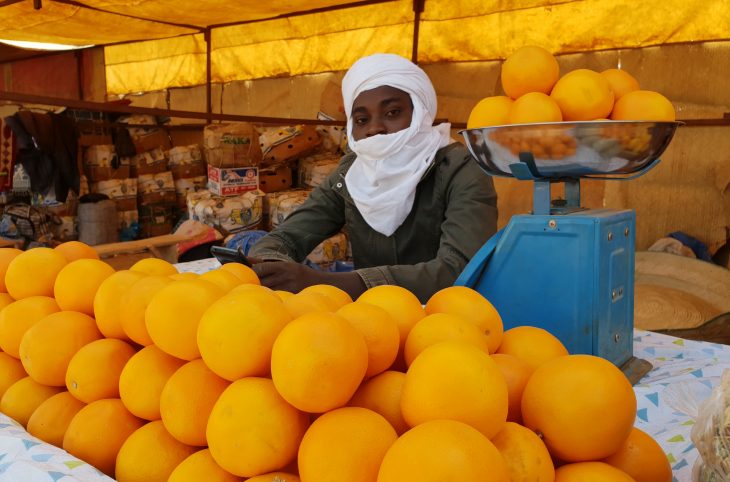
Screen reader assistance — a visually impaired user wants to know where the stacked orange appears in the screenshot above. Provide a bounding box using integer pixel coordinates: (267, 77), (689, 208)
(468, 45), (676, 161)
(0, 241), (672, 482)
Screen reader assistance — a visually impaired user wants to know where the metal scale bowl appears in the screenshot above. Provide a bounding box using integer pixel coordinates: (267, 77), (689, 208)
(455, 120), (681, 379)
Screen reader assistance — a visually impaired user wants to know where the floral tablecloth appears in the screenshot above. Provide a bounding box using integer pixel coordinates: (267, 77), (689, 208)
(0, 257), (724, 481)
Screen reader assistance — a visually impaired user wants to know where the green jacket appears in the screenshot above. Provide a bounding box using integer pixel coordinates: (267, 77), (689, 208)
(250, 142), (498, 302)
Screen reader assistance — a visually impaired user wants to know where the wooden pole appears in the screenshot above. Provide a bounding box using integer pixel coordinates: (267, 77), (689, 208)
(411, 0), (424, 64)
(205, 28), (212, 124)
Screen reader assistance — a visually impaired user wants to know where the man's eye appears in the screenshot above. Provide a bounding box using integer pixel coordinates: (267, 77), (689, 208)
(354, 117), (368, 125)
(385, 109), (401, 118)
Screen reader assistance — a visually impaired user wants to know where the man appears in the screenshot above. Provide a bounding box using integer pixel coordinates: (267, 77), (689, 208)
(250, 53), (497, 302)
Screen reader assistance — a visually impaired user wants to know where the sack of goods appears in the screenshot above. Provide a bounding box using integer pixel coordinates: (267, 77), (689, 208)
(262, 188), (312, 230)
(187, 189), (264, 234)
(137, 172), (176, 206)
(84, 145), (130, 181)
(91, 178), (137, 212)
(173, 176), (207, 210)
(259, 125), (321, 168)
(204, 122), (262, 168)
(125, 147), (168, 176)
(168, 145), (206, 179)
(306, 231), (349, 268)
(138, 204), (176, 238)
(297, 153), (341, 188)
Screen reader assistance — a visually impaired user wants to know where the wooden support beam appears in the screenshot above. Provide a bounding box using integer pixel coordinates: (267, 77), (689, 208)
(0, 90), (345, 126)
(411, 0), (424, 64)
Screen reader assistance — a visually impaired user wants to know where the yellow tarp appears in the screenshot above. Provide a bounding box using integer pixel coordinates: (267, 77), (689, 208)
(0, 1), (194, 45)
(79, 0), (368, 27)
(104, 0), (730, 95)
(0, 0), (727, 95)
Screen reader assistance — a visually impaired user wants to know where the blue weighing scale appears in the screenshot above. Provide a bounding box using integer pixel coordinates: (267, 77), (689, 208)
(455, 120), (680, 375)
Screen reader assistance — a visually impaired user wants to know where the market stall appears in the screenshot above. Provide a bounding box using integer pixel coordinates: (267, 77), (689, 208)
(0, 1), (728, 481)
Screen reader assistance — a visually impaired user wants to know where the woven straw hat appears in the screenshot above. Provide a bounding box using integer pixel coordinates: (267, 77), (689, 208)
(634, 251), (730, 331)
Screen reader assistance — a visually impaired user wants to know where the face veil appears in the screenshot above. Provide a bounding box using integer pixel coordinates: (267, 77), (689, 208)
(342, 53), (452, 237)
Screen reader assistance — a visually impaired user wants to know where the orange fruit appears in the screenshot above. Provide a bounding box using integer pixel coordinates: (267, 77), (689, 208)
(19, 311), (102, 386)
(600, 69), (640, 100)
(400, 341), (508, 438)
(507, 92), (563, 124)
(467, 96), (514, 128)
(54, 241), (99, 262)
(226, 283), (279, 300)
(404, 313), (489, 366)
(63, 399), (144, 476)
(300, 284), (353, 309)
(0, 352), (26, 398)
(377, 419), (509, 482)
(247, 473), (299, 482)
(129, 257), (178, 276)
(602, 427), (672, 482)
(491, 353), (532, 423)
(492, 421), (555, 482)
(273, 290), (293, 301)
(0, 376), (63, 427)
(271, 312), (368, 413)
(94, 270), (146, 339)
(0, 296), (60, 358)
(349, 370), (409, 434)
(550, 69), (615, 121)
(118, 345), (186, 420)
(170, 272), (199, 280)
(496, 326), (569, 372)
(219, 262), (260, 285)
(118, 275), (172, 345)
(298, 407), (397, 482)
(282, 291), (334, 318)
(555, 461), (636, 482)
(146, 279), (225, 360)
(5, 247), (67, 300)
(425, 286), (504, 352)
(0, 292), (13, 311)
(168, 449), (243, 482)
(522, 354), (637, 462)
(198, 290), (291, 381)
(357, 285), (425, 353)
(160, 359), (230, 446)
(27, 391), (85, 447)
(53, 259), (115, 315)
(336, 302), (400, 377)
(611, 90), (676, 121)
(200, 269), (243, 292)
(501, 46), (560, 99)
(0, 247), (22, 292)
(65, 338), (136, 403)
(207, 377), (310, 478)
(115, 420), (197, 482)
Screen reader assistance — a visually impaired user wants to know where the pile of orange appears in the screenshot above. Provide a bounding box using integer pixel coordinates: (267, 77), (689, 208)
(468, 45), (676, 129)
(0, 242), (672, 482)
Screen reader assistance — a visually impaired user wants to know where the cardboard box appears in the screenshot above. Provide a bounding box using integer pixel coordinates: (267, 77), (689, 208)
(204, 123), (262, 168)
(259, 166), (293, 193)
(138, 171), (176, 206)
(207, 165), (258, 197)
(133, 129), (171, 155)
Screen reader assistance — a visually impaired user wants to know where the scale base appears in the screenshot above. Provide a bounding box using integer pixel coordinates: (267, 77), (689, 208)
(456, 208), (636, 367)
(621, 357), (653, 385)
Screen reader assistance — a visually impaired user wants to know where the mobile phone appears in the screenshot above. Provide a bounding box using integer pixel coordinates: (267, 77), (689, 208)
(210, 245), (253, 267)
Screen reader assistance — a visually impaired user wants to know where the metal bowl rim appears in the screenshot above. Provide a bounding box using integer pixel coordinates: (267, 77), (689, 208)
(458, 119), (684, 135)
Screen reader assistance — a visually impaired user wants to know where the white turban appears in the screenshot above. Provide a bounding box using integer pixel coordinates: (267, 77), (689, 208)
(342, 53), (451, 237)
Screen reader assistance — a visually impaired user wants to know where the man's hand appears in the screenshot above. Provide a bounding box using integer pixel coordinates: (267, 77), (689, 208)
(252, 261), (366, 299)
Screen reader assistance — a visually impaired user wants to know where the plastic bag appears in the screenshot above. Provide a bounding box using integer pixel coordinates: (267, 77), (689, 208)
(666, 370), (730, 481)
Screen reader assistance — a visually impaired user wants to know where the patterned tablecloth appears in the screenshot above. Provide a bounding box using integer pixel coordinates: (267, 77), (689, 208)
(0, 258), (724, 481)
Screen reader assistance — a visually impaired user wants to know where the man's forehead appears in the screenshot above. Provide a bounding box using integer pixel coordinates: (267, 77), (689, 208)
(353, 86), (410, 106)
